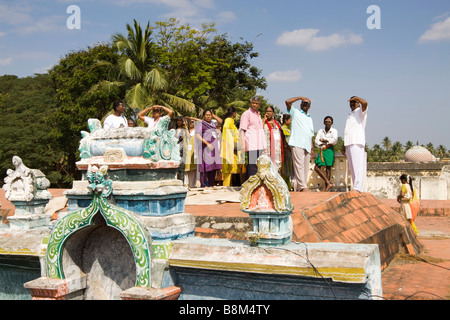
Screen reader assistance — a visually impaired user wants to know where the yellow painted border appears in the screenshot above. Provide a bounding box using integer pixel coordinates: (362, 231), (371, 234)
(0, 246), (46, 256)
(169, 259), (366, 283)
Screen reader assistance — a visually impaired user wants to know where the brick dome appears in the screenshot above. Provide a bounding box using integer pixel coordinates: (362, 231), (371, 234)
(404, 146), (435, 163)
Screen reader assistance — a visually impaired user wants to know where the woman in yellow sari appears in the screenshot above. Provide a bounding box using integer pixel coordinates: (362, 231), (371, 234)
(221, 107), (245, 186)
(397, 174), (419, 234)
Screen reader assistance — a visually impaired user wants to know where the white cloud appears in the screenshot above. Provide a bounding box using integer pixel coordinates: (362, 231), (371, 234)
(15, 15), (66, 35)
(0, 57), (13, 66)
(0, 3), (66, 35)
(217, 11), (236, 24)
(34, 63), (56, 74)
(112, 0), (221, 25)
(419, 17), (450, 43)
(276, 28), (363, 51)
(0, 4), (32, 26)
(267, 70), (302, 82)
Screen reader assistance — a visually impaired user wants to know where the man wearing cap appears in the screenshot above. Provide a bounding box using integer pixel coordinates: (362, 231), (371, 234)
(285, 96), (315, 192)
(343, 96), (368, 192)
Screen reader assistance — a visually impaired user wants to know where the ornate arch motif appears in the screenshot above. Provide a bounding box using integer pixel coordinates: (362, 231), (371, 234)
(240, 155), (293, 213)
(45, 165), (152, 287)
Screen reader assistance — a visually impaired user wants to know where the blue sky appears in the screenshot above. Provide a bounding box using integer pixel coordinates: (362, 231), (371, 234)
(1, 0), (449, 149)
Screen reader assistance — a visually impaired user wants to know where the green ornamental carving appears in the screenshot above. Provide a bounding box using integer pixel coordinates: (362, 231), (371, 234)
(46, 165), (152, 287)
(143, 116), (180, 161)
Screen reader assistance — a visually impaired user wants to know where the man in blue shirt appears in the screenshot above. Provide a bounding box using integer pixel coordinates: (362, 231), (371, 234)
(285, 96), (315, 192)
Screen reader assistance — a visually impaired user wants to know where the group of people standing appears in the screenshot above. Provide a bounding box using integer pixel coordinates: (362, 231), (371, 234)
(102, 94), (369, 194)
(102, 97), (422, 235)
(233, 94), (369, 193)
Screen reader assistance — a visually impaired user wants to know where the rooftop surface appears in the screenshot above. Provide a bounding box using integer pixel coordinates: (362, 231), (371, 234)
(185, 188), (449, 300)
(1, 187), (448, 300)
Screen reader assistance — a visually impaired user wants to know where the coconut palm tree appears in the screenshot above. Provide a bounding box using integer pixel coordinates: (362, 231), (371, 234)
(437, 145), (447, 160)
(370, 144), (383, 162)
(405, 140), (414, 151)
(382, 136), (392, 152)
(426, 142), (435, 156)
(390, 141), (404, 161)
(94, 20), (195, 115)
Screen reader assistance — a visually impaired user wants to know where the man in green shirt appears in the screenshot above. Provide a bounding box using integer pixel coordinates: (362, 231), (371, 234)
(285, 96), (315, 192)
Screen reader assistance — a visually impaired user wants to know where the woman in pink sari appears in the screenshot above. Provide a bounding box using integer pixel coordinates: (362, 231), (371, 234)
(262, 106), (287, 174)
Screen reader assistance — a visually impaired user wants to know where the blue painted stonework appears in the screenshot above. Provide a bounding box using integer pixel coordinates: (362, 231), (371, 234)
(151, 231), (195, 242)
(91, 139), (144, 157)
(164, 267), (372, 300)
(67, 192), (186, 217)
(0, 255), (41, 300)
(115, 195), (186, 216)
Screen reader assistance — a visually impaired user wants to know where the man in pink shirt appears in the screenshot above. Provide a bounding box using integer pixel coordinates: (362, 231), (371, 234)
(239, 96), (267, 179)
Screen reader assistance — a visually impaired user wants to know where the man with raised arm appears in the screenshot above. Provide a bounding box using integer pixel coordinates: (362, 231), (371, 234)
(285, 96), (314, 192)
(138, 105), (173, 128)
(343, 96), (368, 192)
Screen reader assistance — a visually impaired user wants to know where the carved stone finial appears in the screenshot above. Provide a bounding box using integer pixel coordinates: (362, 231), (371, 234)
(240, 155), (293, 214)
(2, 156), (53, 229)
(86, 165), (112, 198)
(240, 155), (293, 246)
(3, 156), (52, 202)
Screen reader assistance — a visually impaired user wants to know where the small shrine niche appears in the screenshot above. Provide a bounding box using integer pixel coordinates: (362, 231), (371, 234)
(249, 185), (275, 212)
(240, 155), (293, 246)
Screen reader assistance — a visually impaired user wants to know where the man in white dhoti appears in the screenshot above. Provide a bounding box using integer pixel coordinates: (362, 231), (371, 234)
(343, 96), (368, 192)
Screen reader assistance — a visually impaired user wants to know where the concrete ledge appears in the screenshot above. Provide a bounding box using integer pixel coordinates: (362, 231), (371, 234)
(120, 286), (181, 300)
(167, 237), (382, 300)
(0, 229), (49, 256)
(140, 213), (195, 240)
(367, 162), (446, 173)
(169, 237), (381, 284)
(24, 276), (87, 300)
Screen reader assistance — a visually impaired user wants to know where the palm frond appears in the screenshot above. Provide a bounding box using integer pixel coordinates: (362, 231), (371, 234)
(88, 80), (124, 95)
(112, 33), (131, 52)
(226, 100), (248, 109)
(144, 68), (168, 91)
(115, 55), (141, 81)
(160, 93), (196, 113)
(125, 83), (152, 109)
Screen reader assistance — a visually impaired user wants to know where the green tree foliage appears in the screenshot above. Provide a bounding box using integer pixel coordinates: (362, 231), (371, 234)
(404, 141), (414, 151)
(366, 139), (449, 162)
(48, 43), (123, 185)
(96, 20), (196, 115)
(437, 145), (447, 159)
(382, 136), (392, 152)
(97, 19), (266, 118)
(151, 19), (266, 115)
(0, 74), (63, 185)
